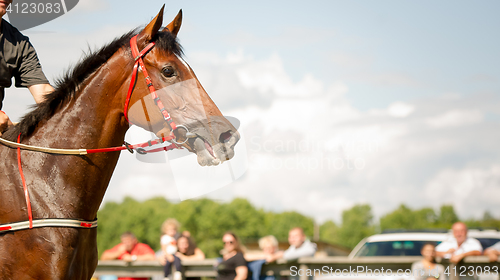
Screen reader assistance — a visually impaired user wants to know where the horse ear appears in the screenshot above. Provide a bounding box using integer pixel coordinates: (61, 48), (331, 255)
(164, 9), (182, 37)
(138, 5), (165, 42)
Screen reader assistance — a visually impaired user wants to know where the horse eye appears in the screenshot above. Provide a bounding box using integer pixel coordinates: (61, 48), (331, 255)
(162, 66), (175, 78)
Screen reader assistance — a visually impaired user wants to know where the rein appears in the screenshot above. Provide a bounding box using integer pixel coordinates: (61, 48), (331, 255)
(0, 34), (186, 233)
(0, 133), (179, 155)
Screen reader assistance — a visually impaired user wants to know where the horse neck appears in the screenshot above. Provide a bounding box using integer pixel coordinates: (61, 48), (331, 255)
(25, 50), (133, 218)
(36, 55), (131, 150)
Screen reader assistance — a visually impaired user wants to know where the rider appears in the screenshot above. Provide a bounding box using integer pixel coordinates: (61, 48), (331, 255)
(0, 0), (54, 136)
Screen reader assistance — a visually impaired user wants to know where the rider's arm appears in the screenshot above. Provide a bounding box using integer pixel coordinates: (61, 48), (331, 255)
(28, 83), (54, 104)
(0, 110), (13, 133)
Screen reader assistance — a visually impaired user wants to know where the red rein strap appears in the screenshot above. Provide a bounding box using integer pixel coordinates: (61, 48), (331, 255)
(86, 134), (178, 154)
(17, 134), (33, 229)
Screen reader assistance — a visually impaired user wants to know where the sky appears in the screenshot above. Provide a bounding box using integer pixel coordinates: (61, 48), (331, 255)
(4, 0), (500, 224)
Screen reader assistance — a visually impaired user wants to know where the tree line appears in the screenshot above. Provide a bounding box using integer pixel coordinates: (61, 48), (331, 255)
(96, 197), (500, 258)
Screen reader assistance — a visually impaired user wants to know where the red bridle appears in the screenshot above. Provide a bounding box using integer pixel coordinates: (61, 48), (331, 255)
(124, 34), (179, 135)
(0, 34), (192, 233)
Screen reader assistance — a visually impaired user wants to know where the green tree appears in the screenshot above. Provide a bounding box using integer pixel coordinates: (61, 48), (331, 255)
(98, 196), (179, 253)
(338, 204), (375, 249)
(380, 205), (438, 231)
(413, 208), (438, 228)
(263, 211), (314, 241)
(465, 211), (500, 230)
(320, 220), (339, 245)
(99, 197), (493, 259)
(96, 196), (318, 258)
(380, 204), (413, 231)
(437, 205), (458, 228)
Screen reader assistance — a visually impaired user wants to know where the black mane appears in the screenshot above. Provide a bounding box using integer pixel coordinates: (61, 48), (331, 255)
(2, 29), (183, 142)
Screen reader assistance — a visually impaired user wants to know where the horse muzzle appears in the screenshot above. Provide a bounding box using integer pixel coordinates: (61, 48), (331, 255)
(190, 129), (240, 166)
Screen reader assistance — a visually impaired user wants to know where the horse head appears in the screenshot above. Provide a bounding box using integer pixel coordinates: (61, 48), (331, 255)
(124, 7), (240, 166)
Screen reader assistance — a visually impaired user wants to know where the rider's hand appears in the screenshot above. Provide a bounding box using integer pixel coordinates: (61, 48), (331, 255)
(0, 110), (13, 134)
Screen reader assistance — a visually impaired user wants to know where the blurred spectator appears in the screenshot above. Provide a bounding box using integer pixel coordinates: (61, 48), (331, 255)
(279, 227), (317, 261)
(161, 219), (181, 255)
(216, 232), (248, 280)
(245, 235), (282, 263)
(160, 218), (182, 280)
(176, 234), (205, 260)
(484, 241), (500, 262)
(101, 232), (155, 280)
(245, 235), (281, 280)
(156, 234), (204, 280)
(435, 222), (482, 263)
(411, 242), (447, 280)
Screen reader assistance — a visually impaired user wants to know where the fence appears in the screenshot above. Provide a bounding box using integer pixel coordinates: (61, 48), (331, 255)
(94, 256), (500, 280)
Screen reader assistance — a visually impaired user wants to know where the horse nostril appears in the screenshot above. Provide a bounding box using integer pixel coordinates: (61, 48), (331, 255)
(219, 131), (233, 143)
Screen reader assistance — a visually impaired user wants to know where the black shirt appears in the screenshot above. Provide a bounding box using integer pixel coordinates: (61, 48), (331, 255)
(216, 252), (247, 280)
(0, 19), (49, 109)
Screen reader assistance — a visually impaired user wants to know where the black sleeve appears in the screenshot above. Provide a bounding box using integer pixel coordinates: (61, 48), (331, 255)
(14, 39), (49, 87)
(234, 252), (247, 267)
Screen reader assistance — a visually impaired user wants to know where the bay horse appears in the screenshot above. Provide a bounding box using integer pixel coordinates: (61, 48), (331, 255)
(0, 7), (239, 279)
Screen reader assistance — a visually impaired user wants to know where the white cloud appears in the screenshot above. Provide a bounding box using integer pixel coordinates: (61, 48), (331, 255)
(425, 109), (483, 128)
(235, 54), (323, 98)
(387, 102), (415, 118)
(187, 50), (327, 111)
(424, 166), (500, 218)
